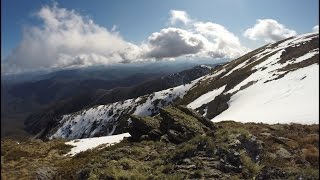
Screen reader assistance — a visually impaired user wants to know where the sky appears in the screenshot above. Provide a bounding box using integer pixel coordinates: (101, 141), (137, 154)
(1, 0), (319, 74)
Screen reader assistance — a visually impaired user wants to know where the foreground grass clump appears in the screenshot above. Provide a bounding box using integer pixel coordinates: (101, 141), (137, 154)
(1, 139), (73, 179)
(1, 122), (319, 179)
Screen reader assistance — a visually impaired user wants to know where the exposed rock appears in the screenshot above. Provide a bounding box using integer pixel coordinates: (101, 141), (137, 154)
(35, 166), (57, 180)
(205, 93), (231, 119)
(128, 115), (162, 140)
(159, 106), (210, 143)
(217, 148), (242, 173)
(160, 134), (170, 143)
(271, 136), (289, 146)
(182, 158), (192, 165)
(276, 147), (292, 159)
(222, 132), (264, 163)
(265, 152), (277, 160)
(128, 106), (216, 144)
(77, 167), (91, 180)
(241, 135), (264, 162)
(260, 132), (272, 137)
(176, 105), (217, 131)
(256, 166), (288, 180)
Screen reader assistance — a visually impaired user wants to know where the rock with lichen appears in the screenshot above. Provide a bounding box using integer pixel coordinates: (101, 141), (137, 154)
(129, 106), (216, 143)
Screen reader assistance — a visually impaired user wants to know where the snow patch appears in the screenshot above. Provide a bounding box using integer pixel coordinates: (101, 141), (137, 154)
(65, 133), (131, 156)
(294, 49), (318, 63)
(223, 60), (249, 77)
(188, 85), (226, 109)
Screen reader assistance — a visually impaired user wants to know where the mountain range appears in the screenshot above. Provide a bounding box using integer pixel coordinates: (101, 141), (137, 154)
(1, 61), (219, 138)
(27, 32), (319, 140)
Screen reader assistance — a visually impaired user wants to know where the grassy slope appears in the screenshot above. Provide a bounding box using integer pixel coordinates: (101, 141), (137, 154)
(1, 122), (318, 179)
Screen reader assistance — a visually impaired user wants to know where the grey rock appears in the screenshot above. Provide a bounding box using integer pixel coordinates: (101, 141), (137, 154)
(182, 158), (192, 164)
(241, 135), (264, 162)
(256, 166), (288, 180)
(276, 147), (292, 159)
(35, 167), (57, 180)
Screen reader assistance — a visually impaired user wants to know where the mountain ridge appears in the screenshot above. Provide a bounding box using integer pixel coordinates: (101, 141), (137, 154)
(29, 32), (319, 140)
(23, 65), (214, 138)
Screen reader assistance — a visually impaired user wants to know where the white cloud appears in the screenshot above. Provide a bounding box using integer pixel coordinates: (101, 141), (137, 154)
(4, 4), (141, 74)
(194, 22), (249, 58)
(169, 10), (190, 25)
(143, 22), (249, 60)
(244, 19), (297, 42)
(4, 5), (249, 74)
(144, 28), (204, 59)
(313, 25), (319, 32)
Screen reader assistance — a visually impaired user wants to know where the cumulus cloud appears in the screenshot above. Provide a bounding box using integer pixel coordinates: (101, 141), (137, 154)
(194, 22), (248, 58)
(313, 25), (319, 32)
(244, 19), (297, 42)
(144, 28), (204, 59)
(4, 4), (249, 74)
(169, 10), (190, 25)
(4, 4), (141, 74)
(143, 22), (249, 60)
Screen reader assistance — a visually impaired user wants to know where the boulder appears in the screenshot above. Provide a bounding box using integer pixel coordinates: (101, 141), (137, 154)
(176, 105), (217, 131)
(159, 107), (208, 143)
(217, 148), (242, 173)
(240, 135), (264, 162)
(128, 106), (216, 143)
(128, 115), (162, 140)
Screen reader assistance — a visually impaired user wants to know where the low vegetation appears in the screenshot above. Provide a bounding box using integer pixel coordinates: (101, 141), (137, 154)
(2, 117), (318, 179)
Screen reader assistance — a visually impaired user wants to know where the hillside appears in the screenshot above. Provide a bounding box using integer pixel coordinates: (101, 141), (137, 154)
(39, 32), (319, 140)
(2, 61), (216, 138)
(24, 65), (213, 138)
(1, 106), (319, 179)
(181, 33), (319, 124)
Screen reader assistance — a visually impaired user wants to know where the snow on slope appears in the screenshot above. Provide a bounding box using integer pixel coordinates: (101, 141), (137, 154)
(49, 33), (319, 140)
(187, 85), (226, 109)
(49, 75), (204, 139)
(65, 133), (130, 156)
(50, 100), (136, 139)
(212, 64), (319, 124)
(189, 32), (319, 124)
(133, 83), (193, 116)
(295, 48), (318, 63)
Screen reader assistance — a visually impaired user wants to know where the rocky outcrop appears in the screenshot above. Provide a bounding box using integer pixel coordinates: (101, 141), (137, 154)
(128, 115), (162, 141)
(176, 105), (217, 131)
(201, 93), (231, 119)
(128, 106), (216, 143)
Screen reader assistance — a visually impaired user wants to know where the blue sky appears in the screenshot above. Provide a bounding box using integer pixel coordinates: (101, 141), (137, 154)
(1, 0), (319, 74)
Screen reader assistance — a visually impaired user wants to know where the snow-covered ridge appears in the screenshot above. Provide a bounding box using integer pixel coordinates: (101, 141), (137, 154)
(49, 33), (319, 140)
(186, 33), (319, 124)
(49, 72), (207, 139)
(212, 64), (319, 124)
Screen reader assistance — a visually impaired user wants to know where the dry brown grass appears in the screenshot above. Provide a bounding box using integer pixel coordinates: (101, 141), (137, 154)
(302, 144), (319, 167)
